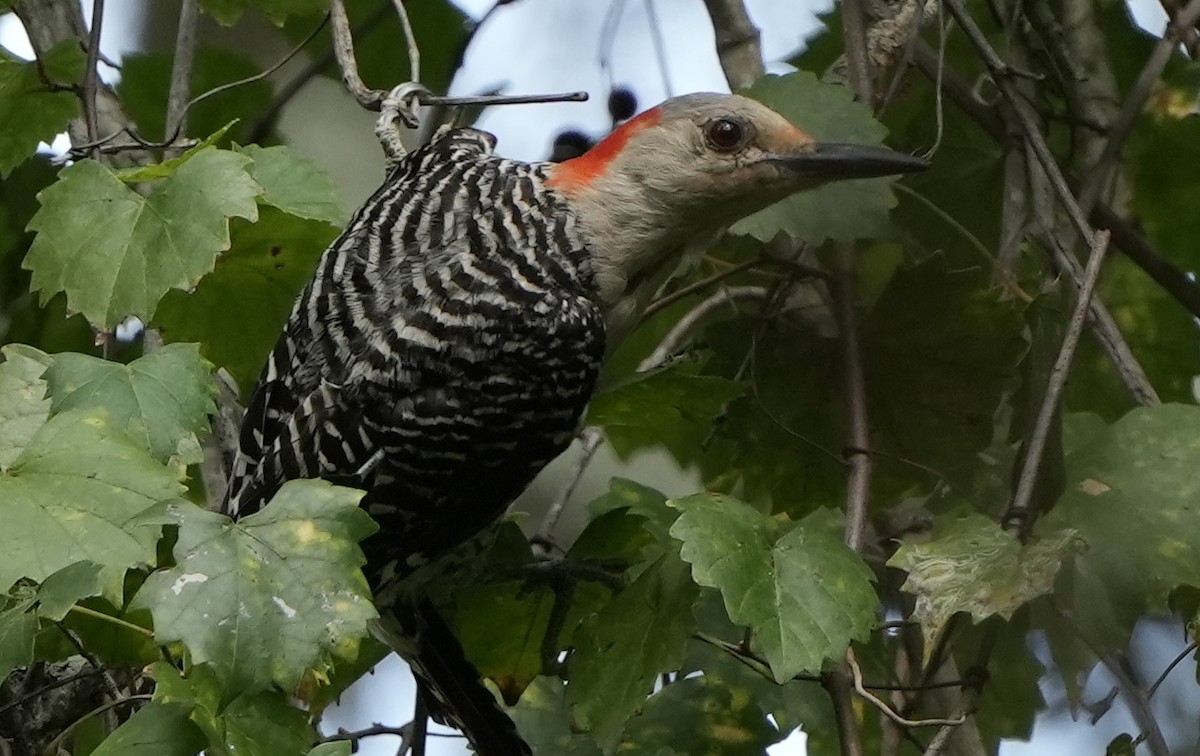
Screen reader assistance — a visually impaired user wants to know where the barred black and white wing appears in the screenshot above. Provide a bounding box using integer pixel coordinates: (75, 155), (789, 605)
(220, 128), (605, 756)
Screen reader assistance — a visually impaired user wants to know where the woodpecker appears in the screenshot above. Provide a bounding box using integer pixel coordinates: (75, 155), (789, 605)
(223, 92), (925, 755)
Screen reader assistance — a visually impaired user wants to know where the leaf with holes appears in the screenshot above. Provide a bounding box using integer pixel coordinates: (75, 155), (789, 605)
(153, 208), (336, 394)
(0, 409), (182, 601)
(670, 497), (877, 682)
(888, 513), (1078, 657)
(133, 480), (377, 696)
(44, 344), (216, 465)
(24, 148), (260, 328)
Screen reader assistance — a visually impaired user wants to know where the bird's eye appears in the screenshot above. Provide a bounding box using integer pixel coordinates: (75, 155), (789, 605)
(705, 118), (747, 152)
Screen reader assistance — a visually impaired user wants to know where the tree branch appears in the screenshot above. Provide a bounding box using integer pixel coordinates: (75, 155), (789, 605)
(912, 9), (1160, 404)
(164, 0), (199, 155)
(701, 0), (764, 90)
(1006, 231), (1110, 536)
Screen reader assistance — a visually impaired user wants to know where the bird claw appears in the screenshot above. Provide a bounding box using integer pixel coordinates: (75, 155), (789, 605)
(375, 82), (431, 163)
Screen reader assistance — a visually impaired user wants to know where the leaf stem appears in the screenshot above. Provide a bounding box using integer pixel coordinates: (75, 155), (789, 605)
(68, 604), (155, 638)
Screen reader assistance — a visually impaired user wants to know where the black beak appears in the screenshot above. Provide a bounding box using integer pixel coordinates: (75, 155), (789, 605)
(776, 143), (929, 179)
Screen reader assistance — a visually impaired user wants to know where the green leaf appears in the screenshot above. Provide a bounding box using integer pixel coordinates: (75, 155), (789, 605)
(222, 689), (317, 755)
(0, 409), (182, 600)
(238, 145), (346, 225)
(454, 580), (554, 704)
(510, 677), (602, 756)
(0, 598), (37, 680)
(151, 662), (316, 755)
(44, 344), (216, 465)
(588, 364), (745, 460)
(0, 42), (84, 177)
(36, 560), (103, 621)
(1041, 404), (1200, 682)
(734, 72), (899, 244)
(0, 343), (52, 471)
(888, 514), (1077, 656)
(134, 480), (377, 696)
(568, 552), (699, 750)
(863, 256), (1027, 494)
(670, 497), (877, 682)
(90, 701), (206, 756)
(619, 676), (782, 755)
(306, 744), (352, 756)
(24, 148), (260, 329)
(200, 0), (327, 25)
(153, 208), (336, 394)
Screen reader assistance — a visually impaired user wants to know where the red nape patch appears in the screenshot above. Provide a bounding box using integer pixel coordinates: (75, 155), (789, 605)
(547, 106), (663, 192)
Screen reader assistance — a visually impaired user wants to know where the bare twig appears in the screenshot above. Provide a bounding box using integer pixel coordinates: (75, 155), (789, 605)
(909, 39), (1200, 322)
(164, 0), (198, 156)
(1076, 0), (1200, 217)
(645, 0), (674, 96)
(701, 0), (764, 89)
(536, 427), (604, 541)
(637, 286), (767, 372)
(389, 0), (420, 83)
(0, 670), (104, 717)
(1146, 640), (1198, 701)
(1005, 231), (1110, 535)
(938, 0), (1159, 406)
(331, 0), (383, 108)
(847, 649), (967, 728)
(82, 0), (104, 148)
(834, 245), (871, 554)
(641, 259), (759, 321)
(823, 669), (865, 756)
(841, 0), (875, 102)
(40, 694), (151, 754)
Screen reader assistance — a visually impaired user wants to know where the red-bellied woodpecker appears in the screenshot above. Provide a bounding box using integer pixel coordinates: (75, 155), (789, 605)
(223, 92), (926, 756)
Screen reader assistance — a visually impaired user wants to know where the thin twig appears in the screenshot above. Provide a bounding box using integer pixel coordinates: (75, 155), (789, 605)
(40, 694), (151, 754)
(389, 0), (420, 83)
(645, 0), (674, 96)
(164, 0), (198, 156)
(68, 605), (155, 638)
(331, 0), (382, 108)
(911, 39), (1200, 322)
(834, 245), (871, 554)
(841, 0), (875, 102)
(700, 0), (764, 89)
(641, 258), (785, 322)
(411, 689), (428, 756)
(939, 0), (1159, 406)
(1005, 230), (1110, 536)
(637, 286), (768, 372)
(536, 427), (604, 541)
(848, 649), (968, 728)
(319, 722), (413, 746)
(1146, 640), (1198, 700)
(824, 669), (865, 756)
(82, 0), (104, 149)
(1076, 0), (1200, 217)
(0, 670), (104, 717)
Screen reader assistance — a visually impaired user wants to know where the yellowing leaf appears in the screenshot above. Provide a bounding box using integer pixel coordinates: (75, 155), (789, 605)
(134, 480), (377, 696)
(888, 513), (1078, 657)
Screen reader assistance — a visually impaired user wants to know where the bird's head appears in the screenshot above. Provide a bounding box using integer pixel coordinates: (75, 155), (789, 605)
(546, 92), (927, 341)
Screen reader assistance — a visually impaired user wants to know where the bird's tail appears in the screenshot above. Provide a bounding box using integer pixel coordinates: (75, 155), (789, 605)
(374, 599), (532, 756)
